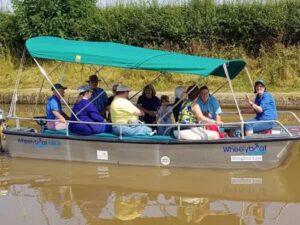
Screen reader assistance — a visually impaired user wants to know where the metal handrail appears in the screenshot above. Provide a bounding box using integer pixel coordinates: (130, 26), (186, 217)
(6, 115), (298, 138)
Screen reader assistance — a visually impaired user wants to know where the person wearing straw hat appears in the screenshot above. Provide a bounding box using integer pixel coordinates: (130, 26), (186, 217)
(69, 85), (109, 135)
(46, 83), (69, 130)
(110, 84), (153, 136)
(244, 80), (277, 136)
(86, 74), (108, 117)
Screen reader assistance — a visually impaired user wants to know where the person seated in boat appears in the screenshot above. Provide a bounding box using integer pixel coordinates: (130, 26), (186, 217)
(110, 85), (153, 136)
(173, 85), (187, 122)
(243, 80), (277, 136)
(86, 74), (108, 117)
(197, 85), (222, 123)
(69, 85), (109, 135)
(175, 85), (223, 140)
(157, 95), (173, 135)
(137, 84), (161, 126)
(45, 83), (69, 130)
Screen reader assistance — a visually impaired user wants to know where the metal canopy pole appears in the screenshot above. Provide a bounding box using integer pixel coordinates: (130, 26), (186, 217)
(33, 58), (79, 121)
(245, 66), (254, 91)
(223, 63), (245, 138)
(93, 65), (110, 90)
(129, 72), (164, 101)
(8, 47), (26, 118)
(32, 62), (63, 117)
(59, 62), (67, 84)
(211, 80), (227, 95)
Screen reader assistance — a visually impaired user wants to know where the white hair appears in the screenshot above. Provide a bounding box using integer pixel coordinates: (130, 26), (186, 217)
(174, 86), (186, 99)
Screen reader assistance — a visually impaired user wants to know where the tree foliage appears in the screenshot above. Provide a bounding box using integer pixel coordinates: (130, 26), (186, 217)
(0, 0), (298, 56)
(12, 0), (96, 39)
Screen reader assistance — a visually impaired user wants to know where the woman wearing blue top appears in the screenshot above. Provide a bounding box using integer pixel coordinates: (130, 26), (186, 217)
(244, 80), (277, 136)
(69, 85), (108, 135)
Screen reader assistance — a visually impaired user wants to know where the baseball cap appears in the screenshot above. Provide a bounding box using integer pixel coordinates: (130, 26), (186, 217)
(51, 83), (67, 91)
(116, 85), (130, 92)
(78, 85), (92, 94)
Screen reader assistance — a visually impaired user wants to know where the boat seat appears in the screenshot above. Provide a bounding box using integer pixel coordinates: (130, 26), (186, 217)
(122, 135), (175, 141)
(43, 129), (118, 138)
(257, 129), (272, 135)
(43, 129), (67, 135)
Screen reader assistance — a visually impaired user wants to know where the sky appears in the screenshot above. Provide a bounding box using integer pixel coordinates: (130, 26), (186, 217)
(0, 0), (264, 12)
(1, 0), (186, 12)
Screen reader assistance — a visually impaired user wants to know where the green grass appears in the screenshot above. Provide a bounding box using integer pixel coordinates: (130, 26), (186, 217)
(0, 43), (299, 95)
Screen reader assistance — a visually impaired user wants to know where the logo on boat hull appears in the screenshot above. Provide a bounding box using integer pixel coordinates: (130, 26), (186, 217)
(223, 143), (267, 155)
(17, 137), (62, 149)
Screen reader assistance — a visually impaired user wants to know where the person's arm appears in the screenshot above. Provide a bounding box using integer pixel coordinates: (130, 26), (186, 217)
(87, 103), (105, 122)
(61, 111), (69, 120)
(52, 110), (66, 123)
(245, 94), (263, 113)
(192, 103), (222, 125)
(211, 96), (223, 122)
(137, 104), (157, 116)
(134, 108), (144, 117)
(216, 114), (222, 123)
(137, 96), (158, 117)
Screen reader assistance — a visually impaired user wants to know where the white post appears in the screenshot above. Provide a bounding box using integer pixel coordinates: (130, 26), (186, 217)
(223, 63), (245, 139)
(245, 67), (254, 91)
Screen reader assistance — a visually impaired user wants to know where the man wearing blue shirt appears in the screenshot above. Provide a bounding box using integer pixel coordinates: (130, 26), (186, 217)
(46, 83), (69, 130)
(87, 74), (108, 117)
(197, 86), (222, 123)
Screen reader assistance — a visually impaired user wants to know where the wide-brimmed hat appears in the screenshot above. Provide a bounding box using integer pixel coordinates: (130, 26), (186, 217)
(51, 83), (67, 91)
(86, 74), (101, 83)
(116, 85), (130, 92)
(78, 85), (92, 94)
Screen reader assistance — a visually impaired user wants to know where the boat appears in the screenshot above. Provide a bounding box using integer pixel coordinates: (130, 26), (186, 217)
(2, 36), (300, 169)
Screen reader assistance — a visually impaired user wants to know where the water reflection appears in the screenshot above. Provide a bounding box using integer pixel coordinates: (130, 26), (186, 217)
(0, 149), (300, 225)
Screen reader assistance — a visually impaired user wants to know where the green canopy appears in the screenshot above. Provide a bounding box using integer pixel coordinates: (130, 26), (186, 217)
(26, 36), (246, 79)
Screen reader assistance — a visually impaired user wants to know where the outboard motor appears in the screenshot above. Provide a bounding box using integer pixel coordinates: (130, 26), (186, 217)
(0, 109), (6, 152)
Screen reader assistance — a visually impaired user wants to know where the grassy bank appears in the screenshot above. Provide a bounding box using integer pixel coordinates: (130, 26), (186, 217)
(0, 43), (299, 94)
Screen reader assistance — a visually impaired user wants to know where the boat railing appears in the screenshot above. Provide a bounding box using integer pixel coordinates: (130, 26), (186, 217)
(277, 110), (300, 124)
(5, 116), (297, 139)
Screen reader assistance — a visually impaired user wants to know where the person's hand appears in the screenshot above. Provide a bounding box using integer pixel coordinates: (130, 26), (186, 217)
(216, 120), (223, 126)
(245, 94), (253, 106)
(59, 117), (66, 123)
(148, 111), (157, 117)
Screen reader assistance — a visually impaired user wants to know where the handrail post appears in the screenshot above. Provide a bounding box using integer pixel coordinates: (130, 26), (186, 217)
(120, 124), (123, 140)
(66, 121), (69, 136)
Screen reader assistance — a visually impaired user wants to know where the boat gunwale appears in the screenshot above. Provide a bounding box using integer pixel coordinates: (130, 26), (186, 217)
(4, 129), (300, 145)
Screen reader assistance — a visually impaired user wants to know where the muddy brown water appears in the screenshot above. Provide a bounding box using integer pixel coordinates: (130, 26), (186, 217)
(0, 104), (300, 225)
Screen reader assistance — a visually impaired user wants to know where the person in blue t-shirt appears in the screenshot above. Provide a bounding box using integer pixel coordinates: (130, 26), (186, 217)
(86, 74), (108, 117)
(46, 83), (69, 130)
(69, 85), (108, 135)
(137, 84), (161, 126)
(244, 80), (277, 136)
(197, 86), (222, 123)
